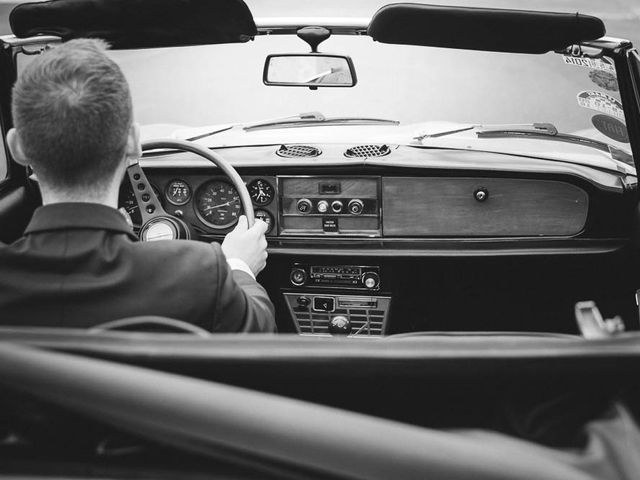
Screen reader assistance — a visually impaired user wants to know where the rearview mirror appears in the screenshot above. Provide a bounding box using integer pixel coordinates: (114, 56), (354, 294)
(263, 54), (357, 88)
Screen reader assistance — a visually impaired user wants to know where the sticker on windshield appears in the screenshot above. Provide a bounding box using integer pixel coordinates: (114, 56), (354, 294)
(591, 114), (629, 143)
(576, 91), (625, 120)
(562, 56), (616, 75)
(589, 70), (619, 92)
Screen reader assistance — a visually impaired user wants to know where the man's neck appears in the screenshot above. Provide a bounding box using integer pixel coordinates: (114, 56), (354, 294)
(39, 184), (120, 208)
(38, 167), (124, 208)
(41, 192), (119, 208)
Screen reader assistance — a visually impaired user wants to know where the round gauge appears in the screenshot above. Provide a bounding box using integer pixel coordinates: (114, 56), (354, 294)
(119, 183), (161, 226)
(248, 179), (275, 206)
(254, 209), (274, 235)
(195, 180), (242, 229)
(165, 179), (192, 206)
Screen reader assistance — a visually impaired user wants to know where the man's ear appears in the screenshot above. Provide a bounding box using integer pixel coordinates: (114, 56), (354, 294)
(125, 122), (142, 165)
(6, 128), (30, 167)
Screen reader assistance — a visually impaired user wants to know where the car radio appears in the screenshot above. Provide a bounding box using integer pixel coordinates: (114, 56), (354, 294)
(289, 264), (381, 291)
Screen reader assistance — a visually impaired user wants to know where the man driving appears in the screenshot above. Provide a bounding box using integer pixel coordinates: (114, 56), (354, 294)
(0, 39), (275, 332)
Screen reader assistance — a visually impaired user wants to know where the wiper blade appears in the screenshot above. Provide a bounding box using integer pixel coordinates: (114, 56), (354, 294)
(185, 125), (233, 142)
(476, 122), (558, 137)
(185, 112), (327, 141)
(243, 112), (398, 132)
(477, 123), (633, 166)
(413, 123), (556, 141)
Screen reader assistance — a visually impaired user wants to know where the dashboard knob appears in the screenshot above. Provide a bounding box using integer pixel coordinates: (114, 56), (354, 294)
(328, 316), (351, 335)
(474, 188), (489, 202)
(362, 271), (380, 290)
(331, 200), (343, 213)
(317, 200), (329, 213)
(348, 199), (364, 215)
(297, 198), (312, 214)
(290, 268), (307, 286)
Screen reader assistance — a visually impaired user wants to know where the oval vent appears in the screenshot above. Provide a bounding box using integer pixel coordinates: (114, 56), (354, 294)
(344, 144), (390, 158)
(276, 144), (322, 158)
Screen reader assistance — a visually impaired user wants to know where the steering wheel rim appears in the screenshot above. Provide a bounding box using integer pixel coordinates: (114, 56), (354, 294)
(141, 139), (254, 228)
(89, 316), (211, 337)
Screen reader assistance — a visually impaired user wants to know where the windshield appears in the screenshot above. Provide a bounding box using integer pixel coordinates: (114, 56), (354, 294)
(108, 36), (634, 165)
(14, 3), (637, 172)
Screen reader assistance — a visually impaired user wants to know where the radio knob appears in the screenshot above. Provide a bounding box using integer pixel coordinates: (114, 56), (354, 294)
(290, 268), (307, 286)
(317, 200), (329, 213)
(331, 200), (343, 213)
(348, 199), (364, 215)
(362, 271), (380, 290)
(297, 198), (312, 214)
(328, 316), (352, 335)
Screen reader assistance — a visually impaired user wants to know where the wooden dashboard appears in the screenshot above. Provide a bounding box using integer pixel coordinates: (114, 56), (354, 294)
(133, 174), (590, 239)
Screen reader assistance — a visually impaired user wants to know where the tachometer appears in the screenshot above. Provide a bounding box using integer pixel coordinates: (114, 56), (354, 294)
(195, 180), (242, 229)
(248, 179), (274, 206)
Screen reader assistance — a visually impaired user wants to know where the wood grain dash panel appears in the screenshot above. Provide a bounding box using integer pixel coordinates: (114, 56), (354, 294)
(382, 177), (588, 237)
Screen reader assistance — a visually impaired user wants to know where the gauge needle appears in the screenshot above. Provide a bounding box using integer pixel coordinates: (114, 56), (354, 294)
(202, 199), (239, 211)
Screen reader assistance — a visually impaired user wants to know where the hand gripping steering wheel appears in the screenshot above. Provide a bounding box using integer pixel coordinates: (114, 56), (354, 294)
(128, 139), (254, 241)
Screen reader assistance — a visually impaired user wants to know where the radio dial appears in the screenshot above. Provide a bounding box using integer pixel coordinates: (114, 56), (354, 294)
(297, 198), (312, 214)
(348, 199), (364, 215)
(317, 200), (329, 213)
(290, 268), (307, 286)
(362, 271), (380, 290)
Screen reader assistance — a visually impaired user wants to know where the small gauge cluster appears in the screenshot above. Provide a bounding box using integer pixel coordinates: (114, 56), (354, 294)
(128, 176), (277, 235)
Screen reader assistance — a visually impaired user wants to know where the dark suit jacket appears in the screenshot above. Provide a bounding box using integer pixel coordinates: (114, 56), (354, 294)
(0, 203), (276, 332)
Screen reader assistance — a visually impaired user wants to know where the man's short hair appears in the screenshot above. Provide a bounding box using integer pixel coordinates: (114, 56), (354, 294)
(12, 38), (132, 190)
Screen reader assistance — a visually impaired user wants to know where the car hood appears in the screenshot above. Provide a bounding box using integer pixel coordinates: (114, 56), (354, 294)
(140, 121), (636, 176)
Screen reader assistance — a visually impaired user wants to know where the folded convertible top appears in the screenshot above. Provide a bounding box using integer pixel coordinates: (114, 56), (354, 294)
(10, 0), (257, 49)
(368, 3), (606, 54)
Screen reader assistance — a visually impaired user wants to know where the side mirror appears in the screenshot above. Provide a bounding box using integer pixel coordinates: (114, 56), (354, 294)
(263, 54), (357, 88)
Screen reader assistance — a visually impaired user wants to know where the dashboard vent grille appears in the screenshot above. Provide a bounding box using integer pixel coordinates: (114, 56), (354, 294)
(276, 144), (322, 158)
(344, 144), (390, 158)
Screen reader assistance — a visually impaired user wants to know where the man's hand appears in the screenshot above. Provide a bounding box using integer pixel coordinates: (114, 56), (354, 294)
(221, 215), (269, 275)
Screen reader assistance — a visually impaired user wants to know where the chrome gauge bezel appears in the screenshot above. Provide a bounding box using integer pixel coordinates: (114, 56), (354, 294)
(164, 179), (192, 206)
(248, 179), (275, 206)
(194, 179), (242, 230)
(254, 209), (275, 234)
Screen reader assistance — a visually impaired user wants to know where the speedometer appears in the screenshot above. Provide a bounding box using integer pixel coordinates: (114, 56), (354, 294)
(195, 180), (242, 229)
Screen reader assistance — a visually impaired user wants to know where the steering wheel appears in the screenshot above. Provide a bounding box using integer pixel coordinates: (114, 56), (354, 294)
(128, 139), (255, 241)
(89, 316), (211, 337)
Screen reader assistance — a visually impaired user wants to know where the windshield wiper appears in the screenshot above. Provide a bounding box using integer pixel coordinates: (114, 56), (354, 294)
(184, 112), (398, 142)
(415, 123), (556, 141)
(476, 123), (633, 166)
(415, 122), (633, 166)
(185, 125), (233, 142)
(184, 113), (326, 141)
(243, 112), (399, 132)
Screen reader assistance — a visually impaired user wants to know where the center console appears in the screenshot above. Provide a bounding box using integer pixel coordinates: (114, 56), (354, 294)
(284, 263), (391, 338)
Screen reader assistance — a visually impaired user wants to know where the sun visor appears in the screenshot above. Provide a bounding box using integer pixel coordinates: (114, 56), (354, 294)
(10, 0), (257, 49)
(367, 3), (605, 54)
